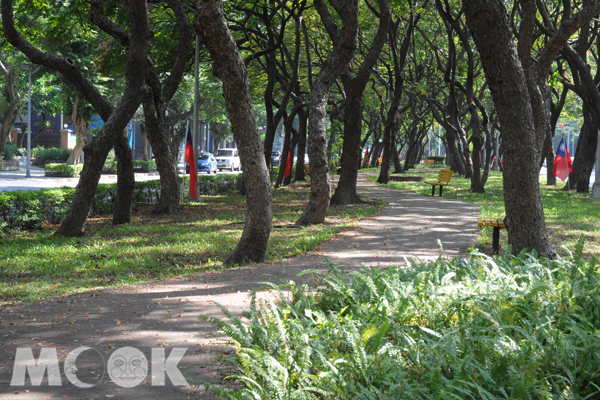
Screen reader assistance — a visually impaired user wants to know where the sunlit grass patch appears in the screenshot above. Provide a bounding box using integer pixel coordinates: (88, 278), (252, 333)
(0, 183), (384, 305)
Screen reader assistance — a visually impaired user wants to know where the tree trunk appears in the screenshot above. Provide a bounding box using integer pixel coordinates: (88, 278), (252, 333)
(294, 108), (308, 181)
(296, 0), (359, 224)
(542, 131), (557, 185)
(112, 128), (135, 225)
(196, 0), (273, 265)
(0, 62), (21, 154)
(568, 116), (598, 192)
(141, 92), (182, 214)
(332, 94), (365, 203)
(463, 0), (554, 258)
(141, 123), (149, 161)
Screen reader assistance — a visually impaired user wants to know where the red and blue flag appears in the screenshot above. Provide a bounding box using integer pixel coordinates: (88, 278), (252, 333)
(185, 124), (197, 200)
(553, 137), (572, 182)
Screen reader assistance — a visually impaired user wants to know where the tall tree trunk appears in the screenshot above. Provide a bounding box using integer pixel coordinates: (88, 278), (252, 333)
(197, 0), (273, 265)
(463, 0), (554, 257)
(296, 0), (359, 224)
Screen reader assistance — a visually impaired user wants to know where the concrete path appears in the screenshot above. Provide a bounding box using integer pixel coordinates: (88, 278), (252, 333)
(0, 173), (480, 399)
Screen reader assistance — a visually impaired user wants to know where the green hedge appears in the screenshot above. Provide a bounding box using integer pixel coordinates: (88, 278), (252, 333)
(0, 174), (243, 232)
(32, 147), (71, 164)
(102, 160), (157, 174)
(44, 163), (83, 177)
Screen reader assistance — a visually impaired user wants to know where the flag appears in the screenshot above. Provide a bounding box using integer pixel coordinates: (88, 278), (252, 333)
(284, 151), (291, 178)
(553, 137), (573, 181)
(185, 123), (198, 200)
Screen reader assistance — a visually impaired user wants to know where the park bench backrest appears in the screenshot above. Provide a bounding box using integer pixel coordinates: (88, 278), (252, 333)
(437, 169), (454, 183)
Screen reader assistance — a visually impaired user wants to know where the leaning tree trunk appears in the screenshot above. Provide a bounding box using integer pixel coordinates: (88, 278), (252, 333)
(463, 0), (554, 258)
(196, 0), (272, 265)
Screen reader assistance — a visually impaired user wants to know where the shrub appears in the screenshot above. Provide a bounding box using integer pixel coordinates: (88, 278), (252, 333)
(133, 160), (157, 172)
(33, 147), (71, 163)
(1, 142), (24, 160)
(103, 160), (157, 173)
(201, 244), (600, 399)
(0, 174), (243, 233)
(44, 163), (83, 177)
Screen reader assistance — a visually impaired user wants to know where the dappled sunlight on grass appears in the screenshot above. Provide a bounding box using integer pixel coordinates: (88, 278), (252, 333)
(0, 184), (384, 305)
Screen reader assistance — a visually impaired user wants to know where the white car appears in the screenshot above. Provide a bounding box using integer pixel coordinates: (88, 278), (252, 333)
(215, 148), (241, 172)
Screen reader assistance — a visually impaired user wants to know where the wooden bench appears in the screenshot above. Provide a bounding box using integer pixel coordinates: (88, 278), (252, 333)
(304, 163), (310, 176)
(424, 159), (434, 165)
(477, 218), (506, 254)
(424, 169), (454, 196)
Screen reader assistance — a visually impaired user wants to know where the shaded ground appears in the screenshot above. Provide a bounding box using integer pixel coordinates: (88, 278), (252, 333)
(0, 172), (480, 399)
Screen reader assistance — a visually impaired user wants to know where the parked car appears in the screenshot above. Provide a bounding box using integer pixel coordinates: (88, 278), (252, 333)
(186, 152), (217, 174)
(215, 148), (241, 171)
(271, 150), (281, 167)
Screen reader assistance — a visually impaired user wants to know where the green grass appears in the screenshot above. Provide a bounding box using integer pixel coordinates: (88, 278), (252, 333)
(370, 166), (600, 258)
(0, 181), (385, 305)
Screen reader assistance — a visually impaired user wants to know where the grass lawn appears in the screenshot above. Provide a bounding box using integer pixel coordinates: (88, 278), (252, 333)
(370, 165), (600, 258)
(0, 180), (384, 305)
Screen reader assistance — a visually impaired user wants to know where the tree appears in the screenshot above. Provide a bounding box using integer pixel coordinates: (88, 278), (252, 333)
(330, 0), (391, 204)
(196, 0), (273, 265)
(461, 0), (600, 257)
(2, 0), (150, 233)
(296, 0), (359, 225)
(91, 0), (192, 214)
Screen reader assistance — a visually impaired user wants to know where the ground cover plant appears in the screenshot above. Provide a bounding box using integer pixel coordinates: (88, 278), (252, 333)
(0, 180), (384, 305)
(201, 242), (600, 399)
(370, 167), (600, 258)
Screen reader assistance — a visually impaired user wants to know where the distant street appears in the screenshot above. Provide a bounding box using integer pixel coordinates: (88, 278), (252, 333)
(0, 159), (241, 193)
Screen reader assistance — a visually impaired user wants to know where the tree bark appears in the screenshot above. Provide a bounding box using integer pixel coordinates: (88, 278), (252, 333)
(196, 0), (273, 265)
(0, 61), (21, 154)
(463, 0), (554, 257)
(296, 0), (359, 224)
(294, 107), (308, 181)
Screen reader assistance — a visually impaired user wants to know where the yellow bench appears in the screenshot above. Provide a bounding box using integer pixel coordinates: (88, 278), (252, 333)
(424, 169), (454, 196)
(477, 218), (506, 254)
(425, 159), (434, 165)
(304, 163), (310, 176)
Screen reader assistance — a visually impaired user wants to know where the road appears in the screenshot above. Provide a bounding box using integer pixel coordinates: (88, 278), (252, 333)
(0, 160), (241, 193)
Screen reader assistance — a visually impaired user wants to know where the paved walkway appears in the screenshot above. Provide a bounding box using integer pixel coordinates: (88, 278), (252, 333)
(0, 173), (480, 399)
